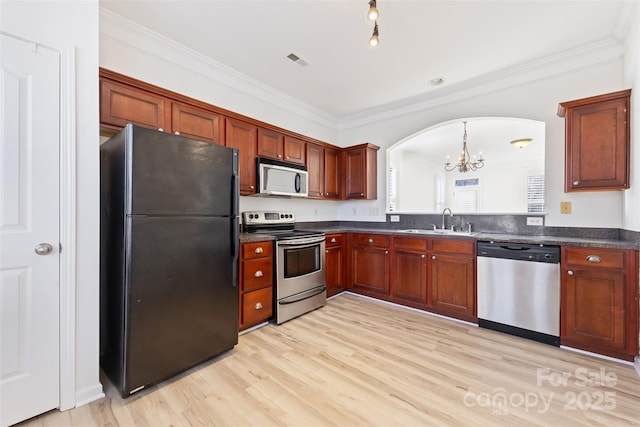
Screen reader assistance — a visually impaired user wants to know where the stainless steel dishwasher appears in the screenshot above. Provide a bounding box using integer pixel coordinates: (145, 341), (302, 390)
(477, 241), (561, 346)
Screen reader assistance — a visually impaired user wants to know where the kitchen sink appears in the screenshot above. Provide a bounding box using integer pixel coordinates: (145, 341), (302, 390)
(400, 229), (481, 236)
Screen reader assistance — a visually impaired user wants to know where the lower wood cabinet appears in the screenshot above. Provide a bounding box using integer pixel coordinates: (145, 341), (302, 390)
(239, 240), (274, 331)
(390, 236), (429, 308)
(325, 233), (346, 297)
(349, 233), (390, 296)
(561, 246), (638, 360)
(429, 239), (476, 322)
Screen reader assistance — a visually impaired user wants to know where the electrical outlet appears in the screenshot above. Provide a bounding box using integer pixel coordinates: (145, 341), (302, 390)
(560, 201), (572, 214)
(390, 215), (400, 222)
(526, 217), (543, 226)
(352, 207), (357, 216)
(313, 208), (318, 216)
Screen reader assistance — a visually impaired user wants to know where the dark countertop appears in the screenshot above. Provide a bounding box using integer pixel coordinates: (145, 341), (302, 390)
(239, 233), (276, 243)
(239, 226), (638, 250)
(314, 227), (639, 250)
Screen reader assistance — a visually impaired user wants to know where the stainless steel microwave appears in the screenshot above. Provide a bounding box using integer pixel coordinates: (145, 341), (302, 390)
(256, 157), (308, 197)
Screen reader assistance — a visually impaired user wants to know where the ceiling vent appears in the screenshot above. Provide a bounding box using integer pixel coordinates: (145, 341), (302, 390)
(286, 52), (310, 67)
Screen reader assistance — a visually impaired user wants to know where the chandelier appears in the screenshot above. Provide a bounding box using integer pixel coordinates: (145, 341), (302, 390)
(444, 121), (485, 173)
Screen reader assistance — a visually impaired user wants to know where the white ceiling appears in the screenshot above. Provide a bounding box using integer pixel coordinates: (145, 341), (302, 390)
(100, 0), (632, 121)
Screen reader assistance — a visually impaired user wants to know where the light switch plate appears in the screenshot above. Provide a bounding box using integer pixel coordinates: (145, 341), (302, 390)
(390, 215), (400, 222)
(560, 201), (572, 214)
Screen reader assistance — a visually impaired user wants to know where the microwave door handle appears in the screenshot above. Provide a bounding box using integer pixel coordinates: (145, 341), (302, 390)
(295, 173), (301, 193)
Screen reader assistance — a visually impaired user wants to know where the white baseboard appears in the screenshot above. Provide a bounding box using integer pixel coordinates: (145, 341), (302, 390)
(341, 291), (478, 327)
(74, 383), (105, 408)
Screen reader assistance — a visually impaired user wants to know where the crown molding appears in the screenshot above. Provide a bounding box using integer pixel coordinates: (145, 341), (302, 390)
(99, 8), (339, 130)
(338, 38), (623, 130)
(100, 8), (624, 133)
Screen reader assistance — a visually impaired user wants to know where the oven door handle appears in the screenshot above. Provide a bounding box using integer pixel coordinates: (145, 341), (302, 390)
(277, 236), (325, 246)
(278, 286), (327, 305)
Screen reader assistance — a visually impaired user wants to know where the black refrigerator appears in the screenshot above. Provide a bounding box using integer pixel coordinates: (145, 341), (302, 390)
(100, 124), (239, 397)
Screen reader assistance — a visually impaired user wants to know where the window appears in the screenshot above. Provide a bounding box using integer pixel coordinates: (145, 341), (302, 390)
(527, 175), (545, 213)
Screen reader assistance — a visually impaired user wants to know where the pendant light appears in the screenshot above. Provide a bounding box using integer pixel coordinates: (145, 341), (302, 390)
(367, 0), (379, 21)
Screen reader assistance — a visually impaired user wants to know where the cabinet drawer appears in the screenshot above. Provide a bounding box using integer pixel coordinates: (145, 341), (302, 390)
(352, 233), (390, 248)
(242, 257), (273, 292)
(242, 287), (273, 326)
(242, 241), (273, 259)
(431, 239), (475, 255)
(326, 233), (345, 247)
(563, 247), (626, 269)
(393, 236), (428, 251)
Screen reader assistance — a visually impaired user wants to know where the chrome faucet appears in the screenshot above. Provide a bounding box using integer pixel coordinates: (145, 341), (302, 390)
(441, 208), (452, 230)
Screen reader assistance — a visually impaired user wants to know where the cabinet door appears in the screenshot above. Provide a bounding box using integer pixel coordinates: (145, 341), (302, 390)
(100, 78), (170, 130)
(171, 102), (224, 145)
(561, 268), (630, 355)
(257, 127), (284, 160)
(325, 244), (344, 297)
(324, 147), (341, 199)
(352, 245), (390, 295)
(225, 118), (257, 194)
(306, 143), (324, 198)
(391, 248), (428, 306)
(561, 91), (630, 191)
(241, 287), (273, 329)
(344, 148), (365, 199)
(344, 145), (377, 200)
(430, 253), (475, 321)
(283, 136), (306, 165)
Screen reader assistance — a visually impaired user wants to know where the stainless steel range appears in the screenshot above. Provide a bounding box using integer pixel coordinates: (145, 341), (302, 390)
(242, 211), (326, 324)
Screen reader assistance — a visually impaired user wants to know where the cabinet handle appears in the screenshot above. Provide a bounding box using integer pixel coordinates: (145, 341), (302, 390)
(586, 255), (601, 263)
(277, 154), (282, 158)
(385, 250), (389, 255)
(330, 238), (337, 243)
(325, 250), (329, 253)
(254, 302), (263, 310)
(360, 193), (364, 196)
(158, 128), (164, 132)
(568, 270), (574, 275)
(421, 254), (426, 259)
(254, 247), (264, 254)
(367, 238), (374, 243)
(250, 185), (255, 190)
(432, 255), (436, 260)
(254, 270), (263, 277)
(573, 181), (579, 186)
(174, 131), (180, 135)
(286, 156), (290, 160)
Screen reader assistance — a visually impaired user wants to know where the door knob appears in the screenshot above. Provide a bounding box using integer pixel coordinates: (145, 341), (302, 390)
(34, 243), (53, 255)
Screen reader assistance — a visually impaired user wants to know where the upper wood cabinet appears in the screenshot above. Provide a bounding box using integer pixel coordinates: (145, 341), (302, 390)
(307, 144), (342, 200)
(99, 69), (380, 200)
(100, 78), (171, 131)
(171, 102), (224, 145)
(306, 143), (325, 198)
(225, 118), (257, 195)
(558, 89), (631, 192)
(257, 127), (284, 160)
(344, 143), (379, 200)
(561, 246), (638, 360)
(283, 136), (306, 165)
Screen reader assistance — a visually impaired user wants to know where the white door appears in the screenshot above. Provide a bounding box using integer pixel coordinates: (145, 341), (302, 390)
(0, 34), (60, 427)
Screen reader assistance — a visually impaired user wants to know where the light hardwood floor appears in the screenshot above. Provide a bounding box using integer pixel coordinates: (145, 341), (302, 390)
(19, 293), (640, 426)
